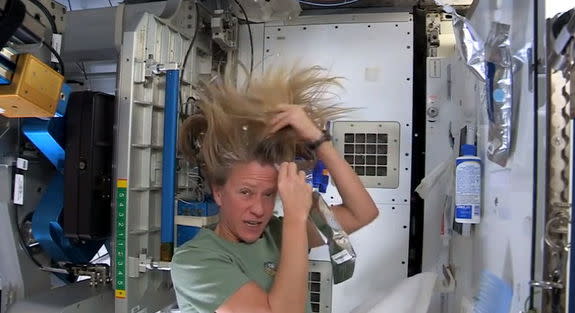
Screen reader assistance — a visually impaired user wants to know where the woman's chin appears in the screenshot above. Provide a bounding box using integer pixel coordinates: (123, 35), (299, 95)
(239, 228), (264, 243)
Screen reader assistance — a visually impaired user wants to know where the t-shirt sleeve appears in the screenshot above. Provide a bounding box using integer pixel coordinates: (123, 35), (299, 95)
(267, 216), (283, 249)
(171, 246), (251, 313)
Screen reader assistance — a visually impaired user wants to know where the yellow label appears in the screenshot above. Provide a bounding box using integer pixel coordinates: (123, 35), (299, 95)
(117, 179), (128, 188)
(322, 169), (329, 176)
(115, 290), (126, 298)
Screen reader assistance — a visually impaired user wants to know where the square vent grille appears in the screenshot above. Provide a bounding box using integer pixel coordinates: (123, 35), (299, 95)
(308, 260), (332, 313)
(332, 121), (400, 188)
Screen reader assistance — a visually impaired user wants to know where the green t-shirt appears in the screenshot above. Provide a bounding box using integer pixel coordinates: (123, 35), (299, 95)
(171, 217), (311, 313)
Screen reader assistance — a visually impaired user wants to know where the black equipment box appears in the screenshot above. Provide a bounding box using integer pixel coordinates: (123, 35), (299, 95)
(63, 91), (115, 240)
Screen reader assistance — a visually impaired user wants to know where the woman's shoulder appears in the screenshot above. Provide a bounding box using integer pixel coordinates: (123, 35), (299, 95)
(265, 216), (283, 248)
(267, 215), (282, 232)
(172, 229), (231, 264)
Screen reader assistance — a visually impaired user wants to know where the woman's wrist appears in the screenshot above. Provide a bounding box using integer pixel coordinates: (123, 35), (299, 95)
(307, 130), (331, 151)
(283, 212), (309, 225)
(315, 139), (336, 159)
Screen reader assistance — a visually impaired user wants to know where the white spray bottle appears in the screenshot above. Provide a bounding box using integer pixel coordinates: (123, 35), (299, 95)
(455, 144), (481, 224)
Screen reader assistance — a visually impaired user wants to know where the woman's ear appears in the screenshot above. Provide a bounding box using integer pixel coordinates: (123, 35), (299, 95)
(212, 184), (223, 206)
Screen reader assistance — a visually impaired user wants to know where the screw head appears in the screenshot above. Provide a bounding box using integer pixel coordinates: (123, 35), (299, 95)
(427, 106), (439, 117)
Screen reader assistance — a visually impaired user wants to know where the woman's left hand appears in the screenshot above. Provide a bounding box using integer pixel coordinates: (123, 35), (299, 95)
(268, 104), (323, 142)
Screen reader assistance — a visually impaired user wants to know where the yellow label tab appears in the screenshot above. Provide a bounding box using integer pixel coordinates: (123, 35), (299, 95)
(117, 179), (128, 188)
(115, 290), (126, 298)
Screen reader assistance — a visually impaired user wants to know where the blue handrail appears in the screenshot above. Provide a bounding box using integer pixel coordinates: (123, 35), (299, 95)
(160, 69), (179, 261)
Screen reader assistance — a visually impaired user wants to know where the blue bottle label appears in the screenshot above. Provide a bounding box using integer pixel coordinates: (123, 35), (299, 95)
(455, 205), (472, 219)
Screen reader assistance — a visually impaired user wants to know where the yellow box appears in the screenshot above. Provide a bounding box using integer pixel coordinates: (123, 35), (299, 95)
(0, 54), (64, 118)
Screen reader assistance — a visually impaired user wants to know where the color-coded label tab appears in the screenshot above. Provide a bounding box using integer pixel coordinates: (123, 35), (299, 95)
(116, 179), (127, 298)
(118, 179), (128, 188)
(115, 290), (126, 298)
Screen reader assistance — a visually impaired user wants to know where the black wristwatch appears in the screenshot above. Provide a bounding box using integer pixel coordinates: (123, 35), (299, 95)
(307, 131), (331, 150)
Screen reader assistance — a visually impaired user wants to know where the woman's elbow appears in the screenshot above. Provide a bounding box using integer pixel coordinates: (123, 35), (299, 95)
(366, 205), (379, 224)
(357, 204), (379, 227)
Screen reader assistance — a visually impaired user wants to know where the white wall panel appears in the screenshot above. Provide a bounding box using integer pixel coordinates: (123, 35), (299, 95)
(239, 12), (414, 313)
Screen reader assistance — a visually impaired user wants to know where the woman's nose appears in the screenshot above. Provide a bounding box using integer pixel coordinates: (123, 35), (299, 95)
(249, 197), (265, 217)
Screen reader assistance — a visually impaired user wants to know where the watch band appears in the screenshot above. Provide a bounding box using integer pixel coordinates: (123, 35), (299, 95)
(307, 131), (331, 150)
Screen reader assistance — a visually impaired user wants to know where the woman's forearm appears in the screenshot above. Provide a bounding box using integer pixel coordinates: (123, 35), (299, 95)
(268, 216), (309, 313)
(316, 141), (379, 226)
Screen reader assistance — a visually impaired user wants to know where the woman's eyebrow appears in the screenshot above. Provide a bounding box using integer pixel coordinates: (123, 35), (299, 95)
(238, 181), (257, 188)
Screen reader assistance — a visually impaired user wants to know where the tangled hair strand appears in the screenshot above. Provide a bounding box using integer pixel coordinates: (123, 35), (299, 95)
(178, 66), (351, 185)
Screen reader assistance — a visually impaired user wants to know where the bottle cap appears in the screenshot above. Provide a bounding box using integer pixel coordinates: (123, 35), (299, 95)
(460, 144), (477, 156)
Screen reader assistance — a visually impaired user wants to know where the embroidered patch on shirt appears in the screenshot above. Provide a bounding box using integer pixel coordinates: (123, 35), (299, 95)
(264, 261), (277, 276)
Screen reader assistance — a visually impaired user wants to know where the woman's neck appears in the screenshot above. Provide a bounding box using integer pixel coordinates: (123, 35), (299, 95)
(214, 223), (240, 242)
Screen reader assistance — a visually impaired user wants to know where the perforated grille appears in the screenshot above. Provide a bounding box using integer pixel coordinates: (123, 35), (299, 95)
(307, 261), (332, 313)
(343, 132), (389, 177)
(309, 271), (322, 313)
(333, 121), (400, 188)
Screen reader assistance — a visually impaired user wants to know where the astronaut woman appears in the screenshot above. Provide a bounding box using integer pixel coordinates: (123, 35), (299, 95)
(171, 67), (379, 313)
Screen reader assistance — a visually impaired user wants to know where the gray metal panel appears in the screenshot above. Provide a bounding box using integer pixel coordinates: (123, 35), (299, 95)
(265, 11), (412, 26)
(62, 7), (121, 62)
(114, 2), (200, 312)
(22, 0), (67, 34)
(421, 55), (461, 264)
(531, 0), (548, 311)
(7, 282), (113, 313)
(422, 55), (476, 313)
(0, 117), (54, 313)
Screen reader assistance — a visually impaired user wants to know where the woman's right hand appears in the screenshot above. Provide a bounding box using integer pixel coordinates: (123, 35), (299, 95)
(277, 162), (313, 223)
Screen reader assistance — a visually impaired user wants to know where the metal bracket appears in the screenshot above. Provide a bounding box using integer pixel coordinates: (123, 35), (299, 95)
(530, 280), (564, 290)
(541, 21), (574, 309)
(67, 264), (111, 287)
(137, 252), (171, 274)
(211, 10), (238, 51)
(41, 263), (111, 287)
(145, 60), (179, 77)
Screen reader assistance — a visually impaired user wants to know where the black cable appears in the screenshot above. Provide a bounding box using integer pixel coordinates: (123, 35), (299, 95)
(21, 2), (64, 75)
(108, 0), (113, 7)
(43, 40), (65, 75)
(66, 79), (84, 85)
(27, 0), (58, 34)
(76, 62), (88, 82)
(232, 0), (253, 76)
(180, 2), (200, 117)
(67, 0), (72, 11)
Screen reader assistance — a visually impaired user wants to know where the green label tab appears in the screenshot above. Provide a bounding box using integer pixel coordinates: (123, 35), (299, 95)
(116, 179), (127, 299)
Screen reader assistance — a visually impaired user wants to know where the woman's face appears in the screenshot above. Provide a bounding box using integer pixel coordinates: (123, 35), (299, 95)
(212, 161), (278, 243)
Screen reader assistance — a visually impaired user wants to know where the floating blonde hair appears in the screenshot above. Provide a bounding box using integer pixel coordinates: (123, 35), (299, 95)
(179, 66), (350, 185)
